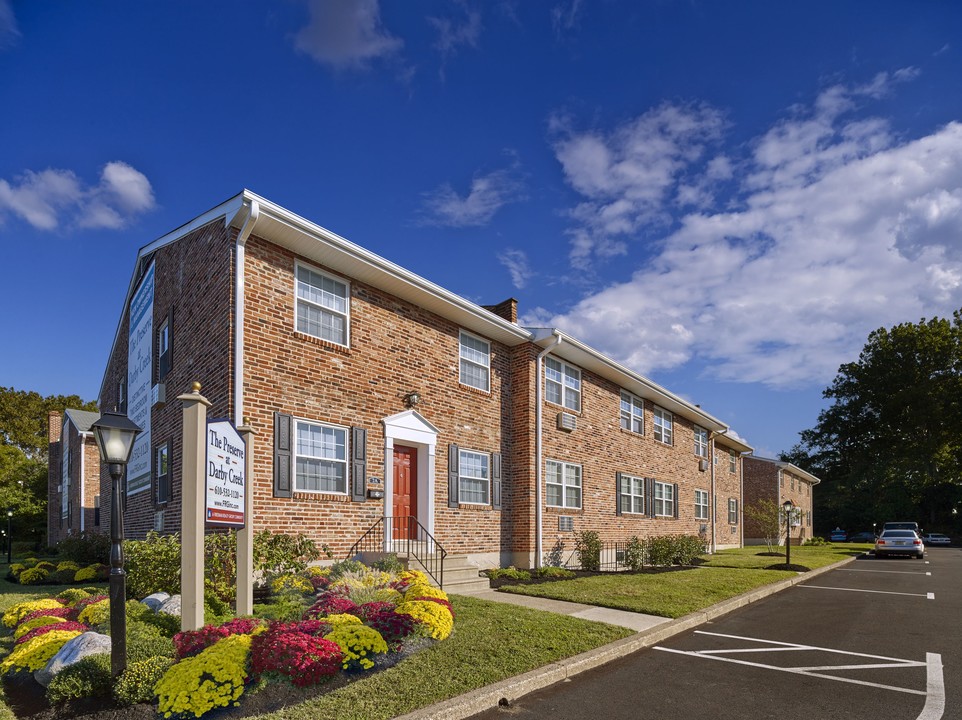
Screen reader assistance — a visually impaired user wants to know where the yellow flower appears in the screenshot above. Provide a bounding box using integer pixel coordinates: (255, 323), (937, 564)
(1, 630), (82, 674)
(2, 599), (63, 628)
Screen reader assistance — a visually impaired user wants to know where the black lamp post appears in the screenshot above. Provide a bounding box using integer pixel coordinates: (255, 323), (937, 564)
(5, 510), (11, 565)
(90, 410), (141, 678)
(783, 499), (794, 567)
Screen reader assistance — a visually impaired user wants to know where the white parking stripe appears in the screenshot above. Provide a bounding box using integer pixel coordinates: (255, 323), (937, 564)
(694, 631), (924, 663)
(917, 653), (945, 720)
(800, 585), (933, 598)
(840, 568), (930, 575)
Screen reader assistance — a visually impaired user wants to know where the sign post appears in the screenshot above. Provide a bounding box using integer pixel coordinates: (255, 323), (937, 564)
(179, 383), (210, 632)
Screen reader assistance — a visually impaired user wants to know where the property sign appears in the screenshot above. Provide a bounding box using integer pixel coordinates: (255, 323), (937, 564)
(126, 262), (154, 495)
(205, 419), (246, 526)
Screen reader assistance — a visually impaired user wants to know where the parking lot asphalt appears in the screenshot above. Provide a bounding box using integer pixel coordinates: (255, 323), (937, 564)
(396, 552), (872, 720)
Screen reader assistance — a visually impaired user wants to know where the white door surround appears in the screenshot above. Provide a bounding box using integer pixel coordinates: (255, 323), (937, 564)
(381, 410), (439, 540)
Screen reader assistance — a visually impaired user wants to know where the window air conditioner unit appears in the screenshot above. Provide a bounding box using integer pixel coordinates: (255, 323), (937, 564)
(698, 459), (708, 472)
(557, 412), (577, 432)
(152, 383), (167, 408)
(559, 516), (574, 532)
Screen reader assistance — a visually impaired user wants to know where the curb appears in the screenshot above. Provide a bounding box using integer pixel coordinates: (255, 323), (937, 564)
(396, 554), (862, 720)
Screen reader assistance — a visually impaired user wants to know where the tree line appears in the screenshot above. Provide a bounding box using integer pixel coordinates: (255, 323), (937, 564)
(783, 312), (962, 535)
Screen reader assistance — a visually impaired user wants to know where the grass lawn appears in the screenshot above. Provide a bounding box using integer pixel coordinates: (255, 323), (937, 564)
(496, 543), (865, 619)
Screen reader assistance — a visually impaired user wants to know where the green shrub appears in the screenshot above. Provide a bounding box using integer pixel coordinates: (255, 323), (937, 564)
(253, 530), (326, 577)
(45, 653), (111, 704)
(623, 536), (646, 570)
(369, 553), (403, 574)
(486, 566), (531, 580)
(204, 594), (233, 626)
(124, 531), (182, 599)
(55, 568), (78, 584)
(56, 588), (91, 606)
(19, 566), (49, 584)
(22, 557), (39, 567)
(35, 561), (57, 572)
(137, 611), (181, 638)
(56, 560), (80, 572)
(804, 536), (828, 546)
(8, 563), (25, 577)
(114, 656), (175, 706)
(575, 531), (602, 572)
(326, 559), (366, 580)
(57, 533), (111, 566)
(252, 597), (307, 622)
(673, 534), (707, 564)
(534, 566), (575, 579)
(126, 620), (176, 663)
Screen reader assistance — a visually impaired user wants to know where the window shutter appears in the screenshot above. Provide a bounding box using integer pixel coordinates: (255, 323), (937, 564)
(156, 439), (172, 506)
(273, 413), (293, 498)
(673, 483), (680, 519)
(491, 452), (502, 509)
(447, 443), (459, 508)
(734, 498), (739, 524)
(351, 427), (367, 502)
(646, 477), (655, 517)
(615, 472), (623, 516)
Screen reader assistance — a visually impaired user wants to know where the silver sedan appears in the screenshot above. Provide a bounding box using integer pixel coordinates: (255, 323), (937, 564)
(874, 530), (924, 559)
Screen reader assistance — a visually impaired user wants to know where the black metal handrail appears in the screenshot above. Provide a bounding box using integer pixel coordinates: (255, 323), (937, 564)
(347, 516), (447, 588)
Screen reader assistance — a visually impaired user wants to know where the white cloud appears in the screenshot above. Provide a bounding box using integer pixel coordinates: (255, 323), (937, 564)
(550, 0), (583, 38)
(0, 162), (155, 231)
(419, 159), (525, 227)
(537, 73), (962, 389)
(498, 248), (532, 289)
(0, 0), (18, 50)
(294, 0), (402, 70)
(429, 4), (481, 80)
(551, 102), (727, 268)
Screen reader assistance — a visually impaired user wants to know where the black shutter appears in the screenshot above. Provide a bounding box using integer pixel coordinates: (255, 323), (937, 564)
(448, 443), (459, 508)
(615, 472), (623, 516)
(273, 412), (293, 498)
(673, 483), (680, 519)
(491, 452), (502, 509)
(646, 477), (655, 517)
(351, 427), (367, 502)
(155, 439), (172, 506)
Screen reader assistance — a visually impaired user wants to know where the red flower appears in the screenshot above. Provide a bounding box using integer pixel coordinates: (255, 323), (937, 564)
(20, 607), (71, 625)
(67, 595), (108, 622)
(304, 593), (358, 619)
(16, 621), (89, 645)
(250, 623), (343, 687)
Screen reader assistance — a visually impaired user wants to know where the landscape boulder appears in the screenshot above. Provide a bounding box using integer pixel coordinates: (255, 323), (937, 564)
(141, 592), (171, 612)
(158, 594), (182, 617)
(34, 631), (111, 687)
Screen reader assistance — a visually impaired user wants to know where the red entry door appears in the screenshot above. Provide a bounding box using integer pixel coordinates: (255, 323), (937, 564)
(392, 445), (418, 539)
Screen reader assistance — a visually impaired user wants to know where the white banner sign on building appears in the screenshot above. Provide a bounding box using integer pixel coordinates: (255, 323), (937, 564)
(205, 419), (246, 527)
(126, 262), (154, 495)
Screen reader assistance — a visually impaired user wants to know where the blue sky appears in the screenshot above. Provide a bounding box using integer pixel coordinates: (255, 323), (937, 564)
(2, 1), (962, 458)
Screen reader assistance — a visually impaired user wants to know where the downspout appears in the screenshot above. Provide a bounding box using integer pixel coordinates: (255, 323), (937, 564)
(739, 453), (745, 548)
(233, 200), (260, 426)
(535, 331), (563, 569)
(708, 432), (716, 554)
(79, 431), (89, 534)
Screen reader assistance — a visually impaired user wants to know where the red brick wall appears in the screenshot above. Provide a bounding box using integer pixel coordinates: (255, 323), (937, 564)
(742, 457), (815, 545)
(241, 235), (512, 557)
(713, 440), (743, 549)
(100, 219), (234, 540)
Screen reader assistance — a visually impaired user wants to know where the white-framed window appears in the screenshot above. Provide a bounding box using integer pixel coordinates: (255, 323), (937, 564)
(695, 489), (709, 520)
(693, 426), (708, 457)
(728, 498), (738, 524)
(653, 480), (674, 517)
(653, 407), (673, 445)
(459, 449), (490, 505)
(729, 449), (737, 473)
(459, 331), (490, 392)
(620, 392), (644, 434)
(295, 263), (350, 346)
(713, 450), (719, 466)
(158, 315), (171, 379)
(294, 419), (348, 494)
(545, 357), (581, 412)
(546, 460), (582, 509)
(619, 474), (645, 514)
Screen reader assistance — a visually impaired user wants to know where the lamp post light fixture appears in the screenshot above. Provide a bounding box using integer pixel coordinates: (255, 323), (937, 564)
(5, 511), (11, 565)
(90, 410), (142, 678)
(782, 499), (794, 567)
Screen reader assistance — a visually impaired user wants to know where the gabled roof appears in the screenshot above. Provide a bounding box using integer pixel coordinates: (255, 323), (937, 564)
(747, 455), (821, 485)
(716, 431), (753, 454)
(526, 327), (729, 433)
(64, 409), (100, 433)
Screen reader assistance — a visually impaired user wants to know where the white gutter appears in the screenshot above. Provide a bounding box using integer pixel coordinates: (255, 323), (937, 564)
(739, 452), (745, 548)
(535, 331), (563, 569)
(233, 200), (260, 426)
(708, 432), (716, 554)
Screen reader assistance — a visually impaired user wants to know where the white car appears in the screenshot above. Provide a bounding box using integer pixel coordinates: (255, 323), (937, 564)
(921, 533), (951, 546)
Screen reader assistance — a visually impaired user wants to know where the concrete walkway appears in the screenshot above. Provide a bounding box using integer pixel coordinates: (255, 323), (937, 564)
(465, 589), (670, 633)
(398, 555), (861, 720)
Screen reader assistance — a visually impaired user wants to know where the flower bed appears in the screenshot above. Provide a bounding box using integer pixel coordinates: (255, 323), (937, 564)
(0, 562), (453, 719)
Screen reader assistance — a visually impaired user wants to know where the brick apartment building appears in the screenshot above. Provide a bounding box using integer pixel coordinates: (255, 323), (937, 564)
(743, 456), (821, 545)
(47, 409), (102, 545)
(52, 190), (756, 569)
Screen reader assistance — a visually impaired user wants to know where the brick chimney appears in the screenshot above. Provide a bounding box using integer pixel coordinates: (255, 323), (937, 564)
(482, 298), (518, 324)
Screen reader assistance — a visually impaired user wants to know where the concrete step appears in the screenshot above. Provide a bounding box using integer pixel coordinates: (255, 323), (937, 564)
(405, 553), (491, 595)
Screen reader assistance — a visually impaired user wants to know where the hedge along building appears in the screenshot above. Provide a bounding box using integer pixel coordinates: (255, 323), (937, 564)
(93, 190), (752, 571)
